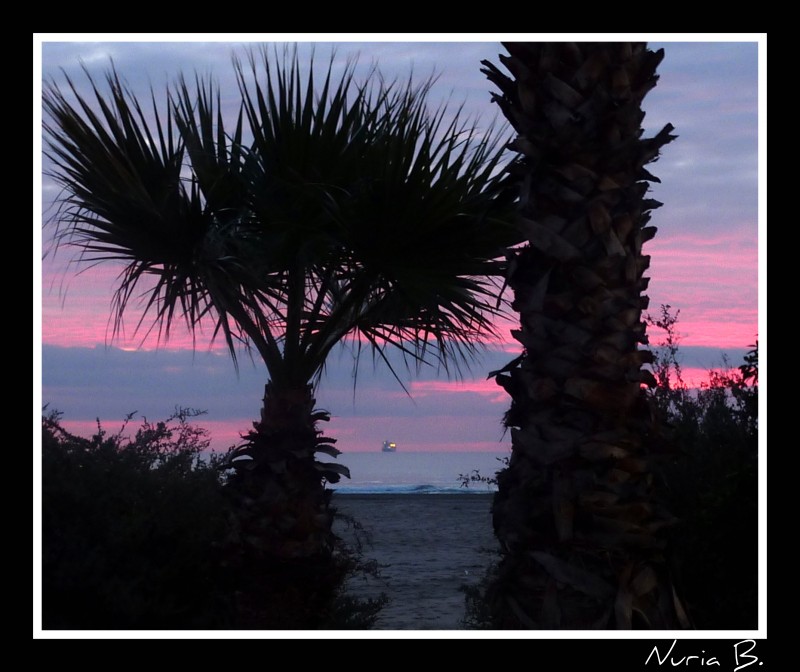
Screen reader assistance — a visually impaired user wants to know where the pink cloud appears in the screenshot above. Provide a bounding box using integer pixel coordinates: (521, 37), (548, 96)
(44, 230), (758, 354)
(43, 262), (235, 352)
(409, 378), (508, 404)
(645, 231), (758, 349)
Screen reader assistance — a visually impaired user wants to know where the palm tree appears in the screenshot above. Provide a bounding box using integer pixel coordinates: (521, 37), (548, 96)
(43, 47), (519, 626)
(481, 42), (688, 628)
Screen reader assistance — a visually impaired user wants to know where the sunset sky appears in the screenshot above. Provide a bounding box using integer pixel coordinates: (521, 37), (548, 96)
(35, 35), (764, 454)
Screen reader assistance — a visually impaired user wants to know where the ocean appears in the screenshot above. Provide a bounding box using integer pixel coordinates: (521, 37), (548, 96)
(333, 493), (498, 630)
(327, 451), (508, 629)
(327, 450), (508, 495)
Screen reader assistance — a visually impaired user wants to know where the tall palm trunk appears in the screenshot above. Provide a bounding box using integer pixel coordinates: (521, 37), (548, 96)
(482, 43), (687, 628)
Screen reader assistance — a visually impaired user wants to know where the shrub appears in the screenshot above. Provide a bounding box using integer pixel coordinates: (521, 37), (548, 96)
(645, 307), (759, 629)
(40, 408), (386, 630)
(41, 407), (232, 629)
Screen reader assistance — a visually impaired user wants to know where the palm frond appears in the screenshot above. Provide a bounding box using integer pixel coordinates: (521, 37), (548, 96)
(44, 46), (522, 390)
(229, 47), (520, 380)
(43, 66), (211, 342)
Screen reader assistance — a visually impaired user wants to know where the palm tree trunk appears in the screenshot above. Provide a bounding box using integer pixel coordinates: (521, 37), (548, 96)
(222, 381), (346, 628)
(233, 382), (335, 554)
(482, 42), (687, 629)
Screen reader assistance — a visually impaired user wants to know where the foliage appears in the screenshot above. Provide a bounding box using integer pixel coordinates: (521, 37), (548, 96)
(645, 307), (759, 629)
(41, 407), (232, 629)
(42, 47), (519, 390)
(459, 571), (498, 629)
(40, 408), (387, 630)
(457, 455), (508, 489)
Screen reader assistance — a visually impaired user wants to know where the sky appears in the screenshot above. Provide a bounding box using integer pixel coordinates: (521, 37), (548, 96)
(35, 34), (764, 455)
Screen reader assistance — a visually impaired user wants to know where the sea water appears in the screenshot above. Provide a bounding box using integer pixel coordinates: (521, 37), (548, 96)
(327, 451), (508, 494)
(326, 452), (508, 627)
(333, 493), (497, 629)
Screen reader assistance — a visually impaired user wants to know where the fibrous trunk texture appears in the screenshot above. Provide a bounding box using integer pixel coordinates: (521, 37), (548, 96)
(482, 42), (687, 629)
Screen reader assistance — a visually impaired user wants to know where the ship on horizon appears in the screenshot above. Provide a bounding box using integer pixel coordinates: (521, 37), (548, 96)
(382, 440), (397, 453)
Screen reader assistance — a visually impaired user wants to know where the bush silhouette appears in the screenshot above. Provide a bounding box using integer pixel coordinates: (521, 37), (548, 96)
(41, 408), (232, 629)
(646, 307), (759, 629)
(40, 408), (386, 629)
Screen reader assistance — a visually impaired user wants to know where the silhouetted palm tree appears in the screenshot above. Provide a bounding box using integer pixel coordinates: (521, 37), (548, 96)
(481, 42), (688, 628)
(43, 47), (520, 626)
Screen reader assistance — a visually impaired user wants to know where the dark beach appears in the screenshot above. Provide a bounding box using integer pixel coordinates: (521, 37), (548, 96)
(333, 493), (497, 630)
